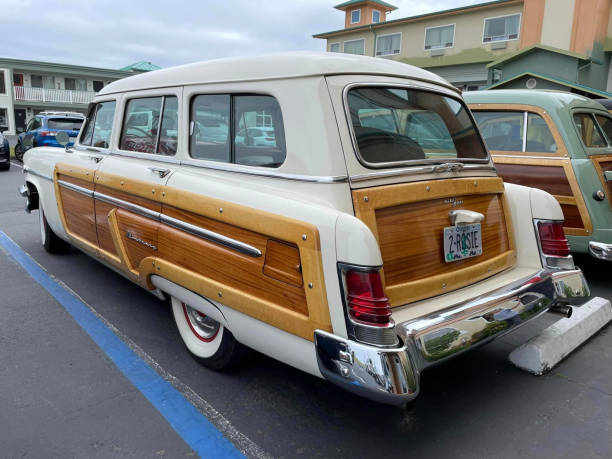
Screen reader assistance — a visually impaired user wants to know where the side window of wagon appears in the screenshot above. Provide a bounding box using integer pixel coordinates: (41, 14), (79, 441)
(190, 94), (286, 168)
(191, 95), (231, 163)
(573, 113), (607, 148)
(526, 113), (557, 153)
(472, 111), (524, 152)
(473, 111), (557, 153)
(120, 96), (178, 155)
(80, 100), (116, 148)
(594, 114), (612, 144)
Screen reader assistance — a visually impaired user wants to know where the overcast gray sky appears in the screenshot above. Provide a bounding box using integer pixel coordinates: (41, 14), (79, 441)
(0, 0), (477, 69)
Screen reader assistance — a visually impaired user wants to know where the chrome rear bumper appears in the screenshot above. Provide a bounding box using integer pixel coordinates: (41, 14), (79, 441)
(589, 241), (612, 261)
(315, 268), (589, 405)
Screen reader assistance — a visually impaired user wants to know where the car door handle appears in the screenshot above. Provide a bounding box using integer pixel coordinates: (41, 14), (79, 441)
(148, 167), (171, 178)
(88, 155), (103, 163)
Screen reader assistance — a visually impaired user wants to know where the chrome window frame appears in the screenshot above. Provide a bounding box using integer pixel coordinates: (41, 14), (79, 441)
(342, 82), (491, 169)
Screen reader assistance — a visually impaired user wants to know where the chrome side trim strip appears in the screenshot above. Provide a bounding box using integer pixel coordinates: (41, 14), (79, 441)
(111, 149), (182, 165)
(181, 159), (349, 183)
(57, 179), (94, 197)
(57, 180), (262, 258)
(349, 164), (497, 182)
(159, 214), (262, 258)
(23, 166), (53, 182)
(94, 190), (161, 221)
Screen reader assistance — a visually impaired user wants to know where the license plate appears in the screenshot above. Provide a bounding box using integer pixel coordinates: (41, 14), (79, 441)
(443, 223), (482, 263)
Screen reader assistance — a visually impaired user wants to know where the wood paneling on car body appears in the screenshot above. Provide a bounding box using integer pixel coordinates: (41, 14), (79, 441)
(94, 184), (161, 258)
(590, 154), (612, 211)
(352, 177), (516, 306)
(492, 157), (592, 236)
(63, 168), (331, 341)
(54, 164), (98, 249)
(154, 186), (331, 341)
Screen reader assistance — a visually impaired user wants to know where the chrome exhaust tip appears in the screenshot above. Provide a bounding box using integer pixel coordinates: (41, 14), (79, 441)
(548, 304), (573, 318)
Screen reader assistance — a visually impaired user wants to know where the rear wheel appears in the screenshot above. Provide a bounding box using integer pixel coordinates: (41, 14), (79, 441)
(39, 207), (70, 254)
(170, 296), (244, 370)
(14, 143), (24, 162)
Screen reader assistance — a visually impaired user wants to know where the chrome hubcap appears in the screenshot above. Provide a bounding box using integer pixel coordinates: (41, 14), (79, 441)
(182, 303), (220, 342)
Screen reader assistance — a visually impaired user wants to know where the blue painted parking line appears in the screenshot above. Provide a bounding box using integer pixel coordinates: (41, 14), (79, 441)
(0, 231), (244, 459)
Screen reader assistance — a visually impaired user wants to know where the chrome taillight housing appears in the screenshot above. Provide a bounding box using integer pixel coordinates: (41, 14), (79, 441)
(338, 264), (399, 347)
(534, 220), (574, 270)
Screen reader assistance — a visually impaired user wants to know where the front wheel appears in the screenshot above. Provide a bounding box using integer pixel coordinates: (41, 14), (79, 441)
(170, 296), (244, 370)
(39, 207), (70, 254)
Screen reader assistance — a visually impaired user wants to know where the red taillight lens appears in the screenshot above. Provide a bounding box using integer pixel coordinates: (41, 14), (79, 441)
(39, 131), (56, 137)
(538, 221), (570, 257)
(345, 270), (392, 326)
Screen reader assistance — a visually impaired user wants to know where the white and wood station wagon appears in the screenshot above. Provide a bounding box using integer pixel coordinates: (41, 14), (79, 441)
(20, 53), (589, 405)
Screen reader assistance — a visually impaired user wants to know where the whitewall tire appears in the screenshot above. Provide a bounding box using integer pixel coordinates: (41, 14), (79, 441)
(39, 207), (70, 254)
(170, 296), (244, 370)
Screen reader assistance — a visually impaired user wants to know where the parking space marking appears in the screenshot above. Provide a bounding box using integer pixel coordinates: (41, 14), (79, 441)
(10, 160), (22, 168)
(0, 231), (265, 459)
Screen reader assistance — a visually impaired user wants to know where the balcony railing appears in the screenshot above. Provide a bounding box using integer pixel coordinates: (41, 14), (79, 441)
(14, 85), (96, 105)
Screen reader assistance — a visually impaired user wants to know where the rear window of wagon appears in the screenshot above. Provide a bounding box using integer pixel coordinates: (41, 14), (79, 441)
(347, 87), (488, 167)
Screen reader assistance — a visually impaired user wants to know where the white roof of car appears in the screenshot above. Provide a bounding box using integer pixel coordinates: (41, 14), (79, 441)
(98, 52), (456, 95)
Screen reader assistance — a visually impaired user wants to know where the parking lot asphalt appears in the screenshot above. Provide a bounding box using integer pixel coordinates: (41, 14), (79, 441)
(1, 161), (611, 459)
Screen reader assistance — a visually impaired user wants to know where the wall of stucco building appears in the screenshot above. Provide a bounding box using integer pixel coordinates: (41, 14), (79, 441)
(326, 3), (523, 59)
(540, 0), (575, 50)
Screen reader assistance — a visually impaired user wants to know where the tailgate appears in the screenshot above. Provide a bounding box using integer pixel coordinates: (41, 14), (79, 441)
(352, 176), (516, 306)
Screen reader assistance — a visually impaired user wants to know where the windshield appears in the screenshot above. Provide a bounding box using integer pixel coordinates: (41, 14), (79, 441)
(47, 118), (83, 130)
(347, 87), (488, 166)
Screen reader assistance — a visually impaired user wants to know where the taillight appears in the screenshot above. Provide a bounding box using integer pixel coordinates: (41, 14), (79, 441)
(538, 221), (570, 257)
(39, 131), (56, 137)
(345, 270), (392, 326)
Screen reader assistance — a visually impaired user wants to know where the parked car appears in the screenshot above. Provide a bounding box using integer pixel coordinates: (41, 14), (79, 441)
(235, 126), (276, 147)
(0, 131), (9, 170)
(14, 111), (84, 161)
(19, 54), (589, 405)
(466, 90), (612, 261)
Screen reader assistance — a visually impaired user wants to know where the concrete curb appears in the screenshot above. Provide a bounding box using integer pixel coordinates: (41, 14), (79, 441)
(509, 297), (612, 375)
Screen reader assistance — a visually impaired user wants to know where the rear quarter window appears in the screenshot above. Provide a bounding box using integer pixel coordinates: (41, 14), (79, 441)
(47, 118), (83, 130)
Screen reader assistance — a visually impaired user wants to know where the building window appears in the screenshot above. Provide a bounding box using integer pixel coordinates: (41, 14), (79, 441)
(425, 24), (455, 50)
(372, 10), (381, 23)
(344, 39), (365, 55)
(0, 107), (8, 131)
(351, 9), (361, 24)
(93, 80), (104, 92)
(31, 75), (55, 89)
(0, 71), (5, 94)
(376, 33), (401, 56)
(329, 43), (341, 53)
(483, 13), (521, 43)
(65, 78), (87, 92)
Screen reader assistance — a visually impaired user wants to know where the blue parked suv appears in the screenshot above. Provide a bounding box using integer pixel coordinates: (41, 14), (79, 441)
(14, 111), (84, 161)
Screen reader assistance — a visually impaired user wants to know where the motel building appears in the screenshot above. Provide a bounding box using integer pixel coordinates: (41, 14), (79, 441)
(0, 59), (160, 136)
(314, 0), (612, 98)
